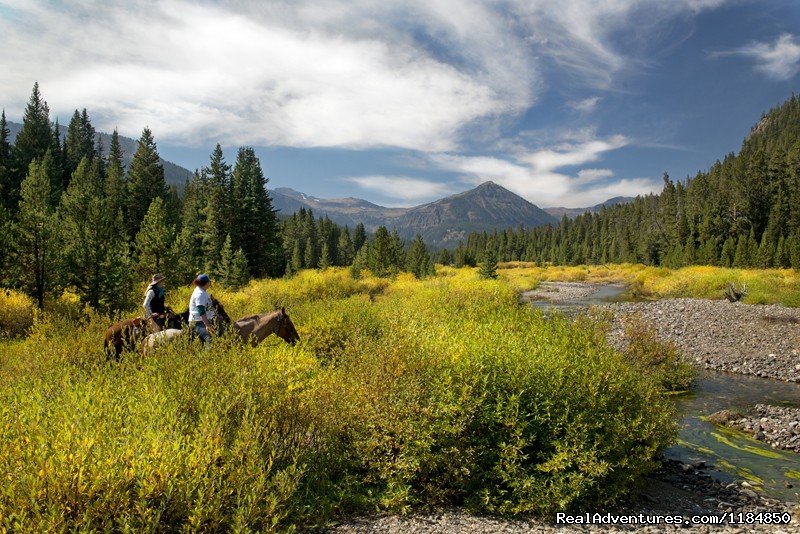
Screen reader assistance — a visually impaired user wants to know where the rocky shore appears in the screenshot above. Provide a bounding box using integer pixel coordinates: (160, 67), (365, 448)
(605, 298), (800, 382)
(710, 405), (800, 455)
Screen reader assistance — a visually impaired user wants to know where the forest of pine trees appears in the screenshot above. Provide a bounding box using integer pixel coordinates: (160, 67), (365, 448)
(450, 95), (800, 271)
(0, 85), (437, 311)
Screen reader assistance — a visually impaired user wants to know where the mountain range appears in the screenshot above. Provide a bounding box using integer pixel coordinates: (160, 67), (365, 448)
(7, 120), (633, 244)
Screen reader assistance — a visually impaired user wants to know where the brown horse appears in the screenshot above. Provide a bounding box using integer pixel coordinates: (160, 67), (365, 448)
(104, 317), (147, 360)
(232, 307), (300, 346)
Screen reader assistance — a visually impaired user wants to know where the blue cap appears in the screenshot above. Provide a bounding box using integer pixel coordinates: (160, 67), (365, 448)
(197, 273), (211, 285)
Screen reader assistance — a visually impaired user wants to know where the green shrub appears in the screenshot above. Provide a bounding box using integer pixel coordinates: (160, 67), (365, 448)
(622, 314), (695, 392)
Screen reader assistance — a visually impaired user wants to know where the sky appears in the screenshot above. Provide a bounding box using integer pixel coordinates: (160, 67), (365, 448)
(1, 0), (799, 208)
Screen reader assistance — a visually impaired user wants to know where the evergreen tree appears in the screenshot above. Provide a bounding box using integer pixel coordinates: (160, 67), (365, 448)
(217, 234), (250, 289)
(290, 240), (303, 273)
(101, 232), (134, 313)
(437, 248), (453, 266)
(126, 127), (167, 239)
(59, 157), (109, 307)
(105, 129), (126, 220)
(478, 249), (499, 279)
(405, 234), (431, 279)
(319, 241), (332, 269)
(0, 110), (11, 209)
(12, 83), (53, 212)
(368, 226), (393, 277)
(229, 147), (282, 277)
(337, 227), (355, 266)
(14, 157), (62, 308)
(202, 144), (231, 269)
(135, 197), (174, 276)
(64, 108), (96, 184)
(304, 237), (317, 268)
(353, 223), (367, 252)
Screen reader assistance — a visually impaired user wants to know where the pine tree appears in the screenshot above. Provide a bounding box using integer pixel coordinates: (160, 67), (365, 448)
(101, 232), (134, 313)
(12, 83), (53, 212)
(304, 237), (317, 268)
(217, 234), (250, 289)
(14, 157), (62, 308)
(337, 227), (355, 266)
(64, 109), (96, 184)
(126, 127), (167, 239)
(437, 248), (452, 266)
(135, 197), (174, 276)
(353, 223), (367, 252)
(290, 240), (303, 273)
(105, 129), (126, 221)
(229, 147), (282, 277)
(368, 226), (393, 277)
(59, 157), (109, 307)
(0, 110), (11, 208)
(202, 144), (231, 269)
(319, 241), (331, 269)
(405, 234), (431, 279)
(478, 249), (499, 279)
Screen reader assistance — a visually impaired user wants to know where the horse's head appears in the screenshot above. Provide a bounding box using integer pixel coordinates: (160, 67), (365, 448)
(164, 308), (185, 330)
(211, 296), (231, 325)
(275, 307), (300, 345)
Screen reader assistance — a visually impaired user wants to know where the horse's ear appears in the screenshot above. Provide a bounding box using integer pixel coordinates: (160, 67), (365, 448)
(281, 306), (286, 315)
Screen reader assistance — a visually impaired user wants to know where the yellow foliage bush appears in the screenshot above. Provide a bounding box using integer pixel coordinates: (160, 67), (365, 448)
(0, 289), (35, 338)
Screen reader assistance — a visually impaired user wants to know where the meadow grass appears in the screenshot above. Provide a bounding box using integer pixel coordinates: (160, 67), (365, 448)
(1, 268), (679, 530)
(499, 263), (800, 306)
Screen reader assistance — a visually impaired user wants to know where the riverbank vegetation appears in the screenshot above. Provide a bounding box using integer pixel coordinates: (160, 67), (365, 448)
(0, 268), (678, 531)
(499, 263), (800, 307)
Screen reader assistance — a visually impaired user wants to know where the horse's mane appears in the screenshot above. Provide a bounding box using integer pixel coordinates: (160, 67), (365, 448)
(235, 310), (281, 325)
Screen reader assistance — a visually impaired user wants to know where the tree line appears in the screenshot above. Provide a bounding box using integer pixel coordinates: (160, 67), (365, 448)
(448, 95), (800, 270)
(0, 84), (436, 311)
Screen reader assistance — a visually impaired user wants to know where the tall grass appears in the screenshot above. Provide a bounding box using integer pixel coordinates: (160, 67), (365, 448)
(0, 268), (675, 530)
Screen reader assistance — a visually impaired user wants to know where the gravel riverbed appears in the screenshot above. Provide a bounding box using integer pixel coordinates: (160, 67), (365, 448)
(605, 298), (800, 382)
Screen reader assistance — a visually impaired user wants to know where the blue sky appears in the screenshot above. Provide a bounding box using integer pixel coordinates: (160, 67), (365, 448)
(1, 0), (799, 207)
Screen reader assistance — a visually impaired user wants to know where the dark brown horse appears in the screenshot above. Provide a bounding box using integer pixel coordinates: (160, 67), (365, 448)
(104, 317), (147, 360)
(232, 307), (300, 346)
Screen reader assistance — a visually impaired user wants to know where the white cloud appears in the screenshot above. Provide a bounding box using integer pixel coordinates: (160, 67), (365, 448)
(428, 134), (659, 207)
(0, 0), (727, 150)
(717, 34), (800, 81)
(568, 96), (601, 113)
(346, 176), (455, 204)
(0, 0), (534, 152)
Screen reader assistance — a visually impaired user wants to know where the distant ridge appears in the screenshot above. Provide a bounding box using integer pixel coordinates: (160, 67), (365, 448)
(271, 180), (559, 246)
(544, 196), (634, 219)
(7, 121), (194, 186)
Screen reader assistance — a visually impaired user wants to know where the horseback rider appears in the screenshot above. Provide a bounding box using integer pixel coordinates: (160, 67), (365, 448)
(189, 273), (215, 345)
(143, 273), (167, 333)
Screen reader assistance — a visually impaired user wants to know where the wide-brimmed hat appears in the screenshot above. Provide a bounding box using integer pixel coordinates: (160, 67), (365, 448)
(150, 273), (166, 284)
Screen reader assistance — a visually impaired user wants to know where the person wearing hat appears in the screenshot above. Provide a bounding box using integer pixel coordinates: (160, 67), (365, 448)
(189, 273), (215, 345)
(143, 273), (167, 332)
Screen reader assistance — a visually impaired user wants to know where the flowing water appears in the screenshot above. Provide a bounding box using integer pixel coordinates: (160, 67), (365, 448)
(530, 284), (800, 501)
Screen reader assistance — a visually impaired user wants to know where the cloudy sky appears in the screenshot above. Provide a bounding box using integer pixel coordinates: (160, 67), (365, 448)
(1, 0), (799, 207)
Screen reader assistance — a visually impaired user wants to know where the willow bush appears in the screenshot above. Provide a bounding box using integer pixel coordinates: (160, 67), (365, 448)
(0, 268), (676, 531)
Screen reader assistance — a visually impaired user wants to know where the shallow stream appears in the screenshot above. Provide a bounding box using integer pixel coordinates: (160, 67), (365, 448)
(529, 284), (800, 501)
